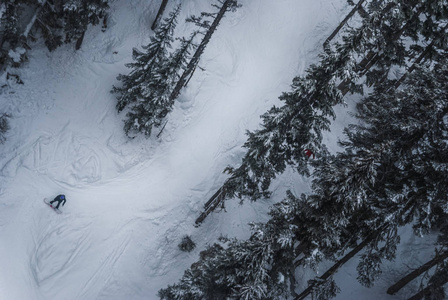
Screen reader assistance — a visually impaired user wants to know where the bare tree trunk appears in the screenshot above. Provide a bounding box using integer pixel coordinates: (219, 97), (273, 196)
(75, 31), (85, 50)
(169, 0), (237, 103)
(323, 0), (366, 48)
(195, 186), (227, 225)
(387, 250), (448, 295)
(295, 225), (389, 300)
(407, 277), (448, 300)
(151, 0), (169, 31)
(22, 0), (48, 39)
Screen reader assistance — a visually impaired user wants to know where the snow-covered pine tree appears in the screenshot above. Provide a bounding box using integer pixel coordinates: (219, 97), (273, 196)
(112, 5), (198, 137)
(112, 4), (180, 113)
(169, 0), (240, 102)
(196, 0), (448, 225)
(151, 0), (169, 31)
(0, 0), (110, 66)
(163, 50), (448, 300)
(159, 220), (297, 299)
(35, 2), (65, 51)
(0, 1), (20, 49)
(0, 0), (25, 67)
(63, 0), (109, 47)
(299, 52), (448, 298)
(166, 32), (198, 84)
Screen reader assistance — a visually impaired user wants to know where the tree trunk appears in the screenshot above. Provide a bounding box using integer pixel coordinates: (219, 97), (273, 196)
(169, 0), (236, 103)
(195, 186), (227, 225)
(75, 31), (85, 50)
(295, 224), (389, 300)
(323, 0), (366, 48)
(387, 250), (448, 295)
(407, 277), (448, 300)
(22, 0), (48, 38)
(394, 23), (448, 89)
(151, 0), (169, 31)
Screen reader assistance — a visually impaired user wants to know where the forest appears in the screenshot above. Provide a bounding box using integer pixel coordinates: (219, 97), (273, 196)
(1, 0), (447, 299)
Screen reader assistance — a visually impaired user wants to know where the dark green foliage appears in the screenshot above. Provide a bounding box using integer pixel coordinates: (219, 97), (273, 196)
(423, 261), (448, 300)
(223, 50), (352, 201)
(159, 223), (295, 299)
(159, 243), (231, 300)
(0, 0), (24, 66)
(217, 0), (448, 206)
(0, 113), (10, 144)
(164, 0), (448, 298)
(162, 0), (448, 297)
(111, 5), (197, 137)
(38, 0), (109, 49)
(0, 1), (21, 48)
(63, 0), (109, 44)
(0, 0), (109, 69)
(310, 277), (340, 300)
(178, 235), (196, 252)
(163, 51), (448, 300)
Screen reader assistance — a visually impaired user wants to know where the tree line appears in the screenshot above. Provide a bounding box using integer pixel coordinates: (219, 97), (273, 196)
(0, 0), (109, 71)
(158, 0), (448, 299)
(111, 0), (240, 137)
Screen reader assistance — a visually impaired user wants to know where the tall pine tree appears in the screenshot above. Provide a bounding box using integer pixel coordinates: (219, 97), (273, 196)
(196, 0), (448, 225)
(161, 46), (448, 300)
(111, 5), (199, 137)
(63, 0), (109, 47)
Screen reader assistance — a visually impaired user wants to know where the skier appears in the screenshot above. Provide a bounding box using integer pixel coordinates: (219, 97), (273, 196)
(50, 194), (66, 209)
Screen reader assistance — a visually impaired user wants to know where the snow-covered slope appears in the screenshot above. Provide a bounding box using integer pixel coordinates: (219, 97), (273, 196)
(1, 1), (429, 299)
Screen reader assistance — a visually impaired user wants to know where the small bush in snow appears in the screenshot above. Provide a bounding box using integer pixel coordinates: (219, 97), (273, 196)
(178, 235), (196, 252)
(0, 114), (10, 144)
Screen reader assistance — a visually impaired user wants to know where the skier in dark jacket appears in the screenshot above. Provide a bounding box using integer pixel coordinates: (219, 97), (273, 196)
(50, 194), (66, 209)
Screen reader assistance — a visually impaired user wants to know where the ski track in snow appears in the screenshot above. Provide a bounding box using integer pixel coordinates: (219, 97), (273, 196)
(0, 0), (431, 299)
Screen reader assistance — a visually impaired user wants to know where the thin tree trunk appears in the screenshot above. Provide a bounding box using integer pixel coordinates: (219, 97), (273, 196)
(295, 224), (389, 300)
(195, 186), (227, 225)
(407, 278), (448, 300)
(169, 0), (236, 103)
(323, 0), (366, 48)
(75, 31), (85, 50)
(151, 0), (169, 31)
(387, 250), (448, 295)
(22, 0), (48, 38)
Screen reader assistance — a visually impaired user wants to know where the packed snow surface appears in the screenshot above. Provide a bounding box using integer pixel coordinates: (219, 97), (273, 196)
(0, 0), (434, 299)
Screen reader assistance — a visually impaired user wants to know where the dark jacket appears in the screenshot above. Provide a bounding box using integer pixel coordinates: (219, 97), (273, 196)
(53, 194), (66, 206)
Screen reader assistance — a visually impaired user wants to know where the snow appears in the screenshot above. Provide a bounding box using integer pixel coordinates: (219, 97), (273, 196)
(0, 0), (435, 299)
(8, 47), (26, 63)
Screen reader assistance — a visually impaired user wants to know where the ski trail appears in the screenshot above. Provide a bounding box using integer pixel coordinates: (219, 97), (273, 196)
(77, 236), (131, 300)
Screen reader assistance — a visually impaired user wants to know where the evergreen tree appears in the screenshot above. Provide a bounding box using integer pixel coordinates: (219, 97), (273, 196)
(0, 0), (24, 67)
(0, 0), (110, 70)
(0, 113), (10, 144)
(163, 51), (448, 299)
(169, 0), (241, 102)
(0, 1), (20, 48)
(197, 0), (448, 225)
(151, 0), (169, 31)
(294, 53), (448, 297)
(111, 5), (198, 137)
(63, 0), (109, 46)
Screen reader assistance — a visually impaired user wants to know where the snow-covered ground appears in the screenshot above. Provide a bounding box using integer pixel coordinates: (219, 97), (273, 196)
(0, 0), (434, 299)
